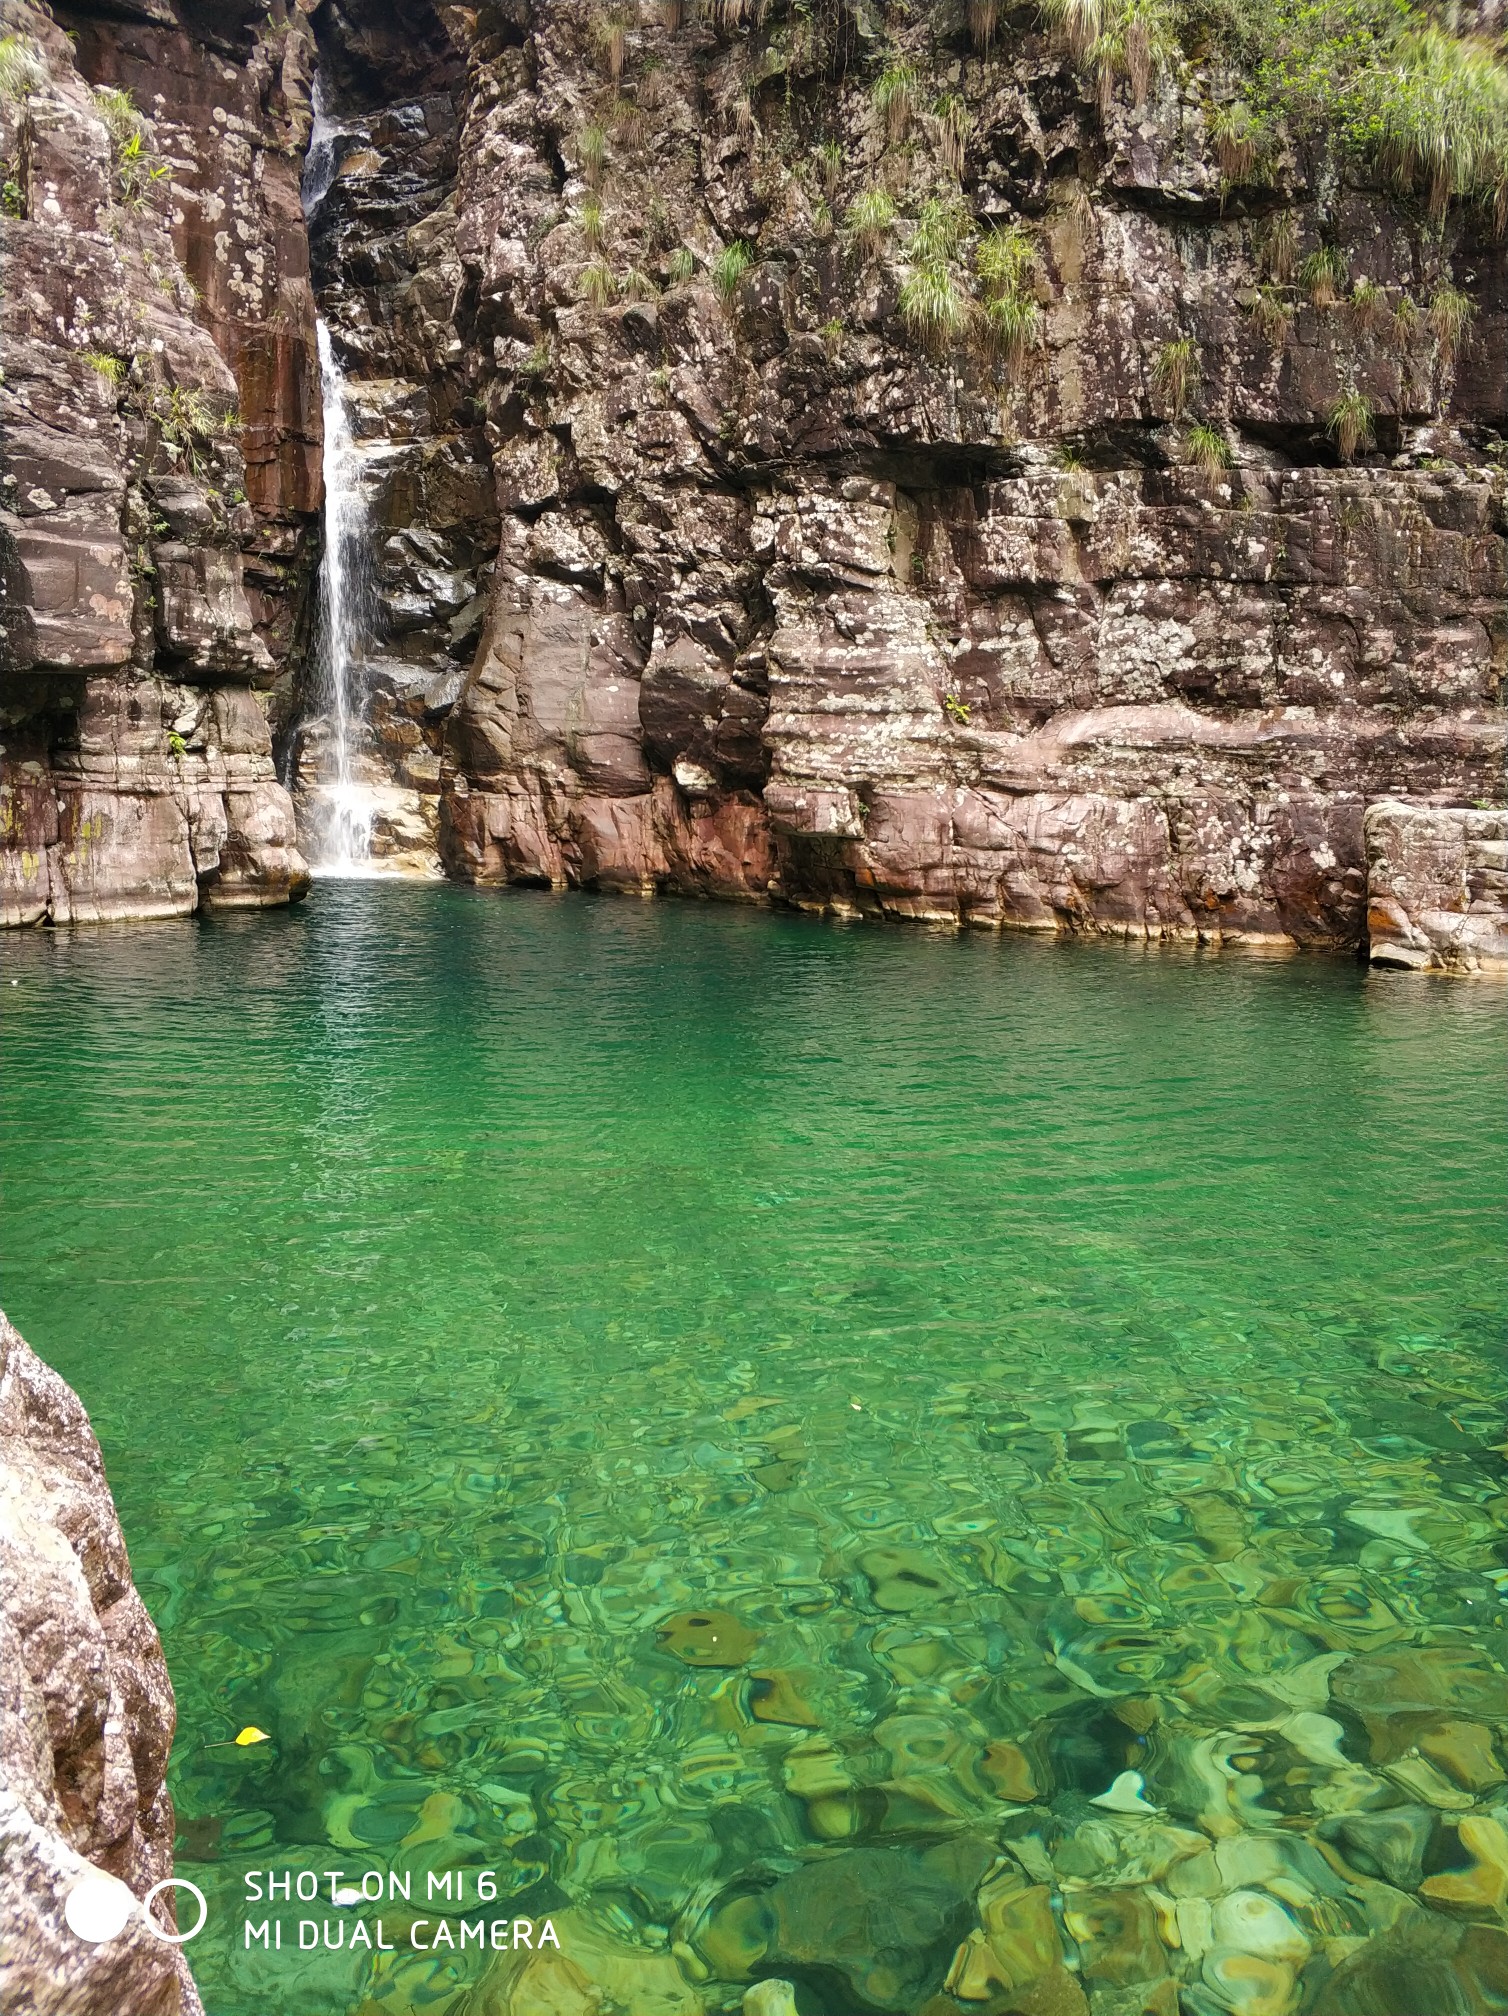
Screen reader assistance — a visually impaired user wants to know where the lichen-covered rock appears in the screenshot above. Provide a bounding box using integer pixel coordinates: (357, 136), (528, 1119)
(0, 1307), (202, 2016)
(410, 0), (1505, 957)
(1364, 800), (1508, 973)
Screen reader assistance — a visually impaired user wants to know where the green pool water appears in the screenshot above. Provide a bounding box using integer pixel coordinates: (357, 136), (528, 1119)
(2, 886), (1505, 2016)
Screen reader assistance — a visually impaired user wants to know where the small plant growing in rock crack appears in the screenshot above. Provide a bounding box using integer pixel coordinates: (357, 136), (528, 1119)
(82, 350), (125, 384)
(1247, 284), (1293, 344)
(943, 693), (972, 724)
(933, 94), (970, 179)
(666, 246), (696, 284)
(611, 94), (648, 148)
(2, 176), (22, 218)
(1299, 244), (1347, 310)
(872, 61), (917, 146)
(1391, 292), (1421, 341)
(167, 731), (188, 759)
(579, 259), (617, 308)
(0, 33), (44, 100)
(1209, 100), (1260, 182)
(153, 384), (227, 473)
(578, 193), (606, 250)
(644, 196), (675, 252)
(1348, 278), (1388, 335)
(1152, 336), (1200, 417)
(969, 0), (1001, 51)
(519, 342), (551, 377)
(591, 7), (634, 83)
(846, 186), (896, 259)
(901, 261), (972, 351)
(1042, 0), (1175, 108)
(712, 239), (753, 301)
(94, 86), (166, 207)
(814, 139), (843, 203)
(1328, 387), (1375, 461)
(1185, 420), (1233, 476)
(976, 221), (1040, 371)
(1258, 211), (1298, 284)
(577, 123), (608, 189)
(622, 266), (658, 301)
(900, 198), (975, 353)
(820, 316), (844, 358)
(1426, 283), (1475, 361)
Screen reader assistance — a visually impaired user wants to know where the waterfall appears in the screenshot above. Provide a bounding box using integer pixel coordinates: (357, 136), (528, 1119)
(311, 318), (376, 870)
(302, 75), (377, 873)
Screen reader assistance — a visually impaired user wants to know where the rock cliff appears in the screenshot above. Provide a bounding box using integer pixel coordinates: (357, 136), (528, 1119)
(0, 0), (312, 922)
(425, 0), (1507, 970)
(0, 1308), (201, 2016)
(4, 0), (1505, 966)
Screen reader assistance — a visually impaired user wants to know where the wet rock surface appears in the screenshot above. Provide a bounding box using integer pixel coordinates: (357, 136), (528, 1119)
(0, 1307), (201, 2015)
(283, 2), (495, 871)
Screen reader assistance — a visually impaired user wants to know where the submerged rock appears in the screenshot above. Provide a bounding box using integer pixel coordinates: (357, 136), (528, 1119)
(656, 1608), (759, 1669)
(700, 1836), (994, 2014)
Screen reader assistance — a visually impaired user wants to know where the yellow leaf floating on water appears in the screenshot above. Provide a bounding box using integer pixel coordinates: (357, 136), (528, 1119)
(233, 1726), (271, 1747)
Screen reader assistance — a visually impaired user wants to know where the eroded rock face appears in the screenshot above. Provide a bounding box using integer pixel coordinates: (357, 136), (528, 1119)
(0, 0), (312, 924)
(6, 0), (1505, 960)
(1365, 801), (1508, 973)
(413, 1), (1504, 958)
(0, 1308), (202, 2016)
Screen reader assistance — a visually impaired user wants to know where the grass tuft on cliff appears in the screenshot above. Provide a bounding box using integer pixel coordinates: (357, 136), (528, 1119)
(1329, 387), (1375, 460)
(873, 62), (918, 144)
(1032, 0), (1508, 228)
(1185, 420), (1234, 475)
(1203, 0), (1508, 228)
(0, 33), (44, 99)
(845, 186), (897, 258)
(712, 239), (754, 300)
(1426, 282), (1475, 360)
(1152, 335), (1200, 417)
(900, 260), (973, 350)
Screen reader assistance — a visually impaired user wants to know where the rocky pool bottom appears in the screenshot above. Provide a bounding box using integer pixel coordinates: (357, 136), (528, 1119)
(1, 886), (1504, 2016)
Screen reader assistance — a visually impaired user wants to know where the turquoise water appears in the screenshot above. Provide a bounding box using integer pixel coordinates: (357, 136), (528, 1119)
(2, 887), (1505, 2016)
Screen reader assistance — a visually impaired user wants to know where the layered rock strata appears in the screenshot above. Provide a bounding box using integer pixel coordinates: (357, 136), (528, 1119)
(1365, 800), (1508, 974)
(0, 0), (313, 923)
(0, 1308), (201, 2016)
(4, 0), (1505, 968)
(421, 1), (1505, 967)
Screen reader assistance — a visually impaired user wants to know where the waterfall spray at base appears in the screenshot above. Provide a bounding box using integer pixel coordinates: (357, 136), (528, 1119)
(310, 316), (378, 872)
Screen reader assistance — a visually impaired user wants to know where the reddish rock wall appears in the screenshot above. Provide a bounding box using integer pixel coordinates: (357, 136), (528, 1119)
(0, 0), (315, 923)
(426, 2), (1506, 968)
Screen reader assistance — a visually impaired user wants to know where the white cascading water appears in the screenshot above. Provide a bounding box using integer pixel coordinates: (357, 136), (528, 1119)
(311, 318), (376, 869)
(302, 78), (377, 872)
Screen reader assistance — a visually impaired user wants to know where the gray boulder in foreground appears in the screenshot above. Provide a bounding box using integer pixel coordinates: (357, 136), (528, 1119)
(0, 1308), (202, 2016)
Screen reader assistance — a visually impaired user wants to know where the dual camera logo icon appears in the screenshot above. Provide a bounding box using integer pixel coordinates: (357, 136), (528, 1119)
(64, 1871), (208, 1946)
